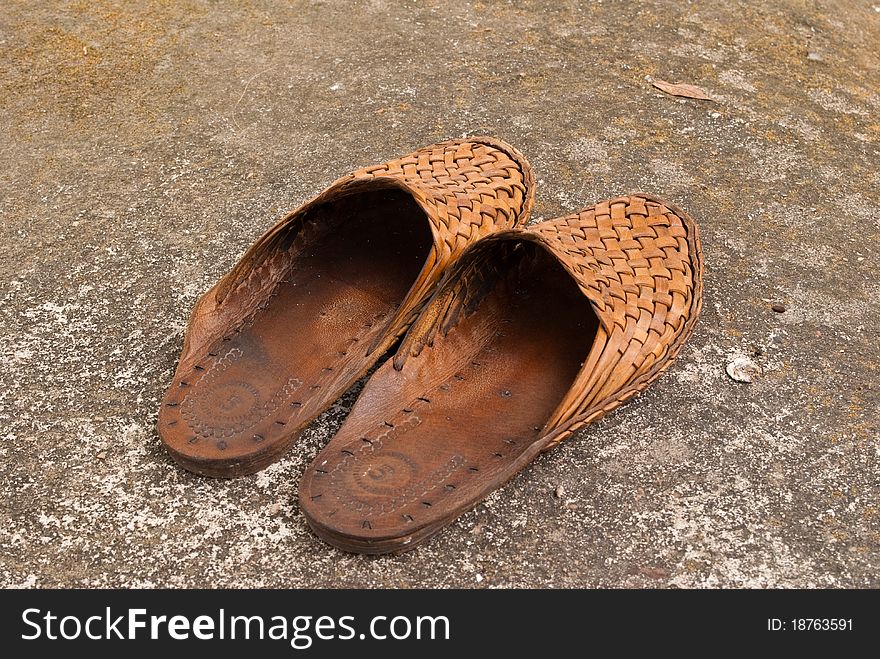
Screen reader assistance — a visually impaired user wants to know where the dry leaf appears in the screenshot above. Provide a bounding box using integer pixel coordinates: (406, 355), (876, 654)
(638, 566), (671, 579)
(651, 78), (715, 101)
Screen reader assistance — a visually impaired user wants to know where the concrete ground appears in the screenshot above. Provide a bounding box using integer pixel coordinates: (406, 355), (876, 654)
(1, 0), (878, 588)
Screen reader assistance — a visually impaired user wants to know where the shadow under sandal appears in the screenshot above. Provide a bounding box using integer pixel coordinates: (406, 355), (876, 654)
(158, 138), (534, 477)
(299, 194), (703, 553)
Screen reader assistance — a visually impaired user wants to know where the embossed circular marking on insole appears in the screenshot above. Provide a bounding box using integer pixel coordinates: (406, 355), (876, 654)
(353, 451), (418, 496)
(184, 379), (261, 436)
(181, 348), (302, 440)
(330, 452), (466, 516)
(319, 414), (469, 516)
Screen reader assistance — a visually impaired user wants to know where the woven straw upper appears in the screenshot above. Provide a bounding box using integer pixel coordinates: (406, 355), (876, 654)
(531, 194), (702, 446)
(356, 138), (534, 256)
(349, 138), (534, 339)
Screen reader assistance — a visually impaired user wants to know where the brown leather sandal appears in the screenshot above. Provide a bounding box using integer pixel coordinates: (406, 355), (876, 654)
(158, 138), (535, 477)
(299, 194), (703, 553)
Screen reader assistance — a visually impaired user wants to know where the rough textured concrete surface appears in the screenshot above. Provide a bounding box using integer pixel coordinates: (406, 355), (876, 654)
(1, 0), (878, 588)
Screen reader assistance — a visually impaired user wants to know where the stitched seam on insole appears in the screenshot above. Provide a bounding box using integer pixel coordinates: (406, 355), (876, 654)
(327, 412), (467, 516)
(228, 259), (301, 337)
(180, 348), (303, 440)
(176, 310), (389, 444)
(318, 345), (520, 518)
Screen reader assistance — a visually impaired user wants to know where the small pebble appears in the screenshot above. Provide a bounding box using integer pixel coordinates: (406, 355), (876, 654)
(94, 416), (105, 422)
(726, 356), (763, 383)
(710, 111), (721, 118)
(266, 502), (283, 516)
(566, 502), (579, 511)
(771, 303), (787, 313)
(96, 451), (107, 460)
(807, 52), (823, 61)
(475, 573), (484, 583)
(554, 485), (565, 498)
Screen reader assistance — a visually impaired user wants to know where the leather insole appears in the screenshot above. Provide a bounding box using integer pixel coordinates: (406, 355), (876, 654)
(160, 190), (432, 476)
(300, 244), (599, 553)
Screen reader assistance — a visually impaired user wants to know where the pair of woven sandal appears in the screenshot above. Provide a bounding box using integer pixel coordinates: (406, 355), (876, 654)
(159, 137), (703, 554)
